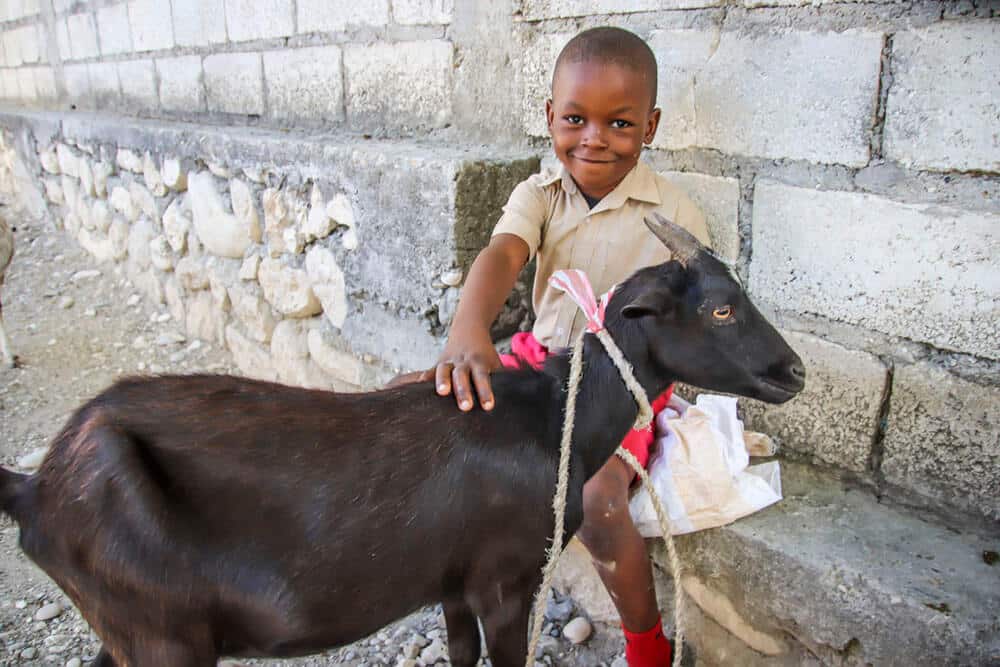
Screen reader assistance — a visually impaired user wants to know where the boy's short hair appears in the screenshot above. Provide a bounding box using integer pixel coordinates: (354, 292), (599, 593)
(552, 27), (659, 108)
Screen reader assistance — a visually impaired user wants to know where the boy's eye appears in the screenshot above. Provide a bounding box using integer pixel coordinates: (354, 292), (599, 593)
(564, 115), (584, 125)
(611, 120), (633, 129)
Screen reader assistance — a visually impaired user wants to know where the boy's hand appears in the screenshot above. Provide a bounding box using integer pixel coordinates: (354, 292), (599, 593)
(434, 326), (501, 412)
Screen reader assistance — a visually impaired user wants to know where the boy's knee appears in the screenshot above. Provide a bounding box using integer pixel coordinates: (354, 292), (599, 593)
(578, 466), (632, 552)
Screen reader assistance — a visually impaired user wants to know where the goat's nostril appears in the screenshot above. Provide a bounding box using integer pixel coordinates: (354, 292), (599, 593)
(790, 361), (806, 381)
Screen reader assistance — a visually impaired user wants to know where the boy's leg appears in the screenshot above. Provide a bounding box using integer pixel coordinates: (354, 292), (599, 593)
(578, 456), (671, 667)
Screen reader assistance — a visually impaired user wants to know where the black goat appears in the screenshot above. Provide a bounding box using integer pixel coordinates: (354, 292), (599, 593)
(0, 215), (804, 666)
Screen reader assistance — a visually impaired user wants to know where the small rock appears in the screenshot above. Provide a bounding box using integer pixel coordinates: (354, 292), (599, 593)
(396, 659), (418, 667)
(84, 308), (97, 317)
(66, 659), (83, 667)
(440, 269), (463, 287)
(127, 294), (141, 307)
(546, 594), (574, 624)
(418, 637), (448, 665)
(35, 602), (63, 621)
(150, 364), (165, 374)
(15, 599), (27, 609)
(132, 335), (148, 349)
(187, 340), (203, 352)
(71, 269), (101, 282)
(536, 635), (559, 658)
(17, 448), (47, 470)
(611, 656), (628, 667)
(21, 647), (38, 659)
(156, 332), (186, 346)
(58, 295), (75, 309)
(563, 616), (592, 644)
(155, 313), (172, 324)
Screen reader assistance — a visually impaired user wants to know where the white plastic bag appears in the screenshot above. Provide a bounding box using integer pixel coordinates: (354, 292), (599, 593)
(628, 394), (782, 537)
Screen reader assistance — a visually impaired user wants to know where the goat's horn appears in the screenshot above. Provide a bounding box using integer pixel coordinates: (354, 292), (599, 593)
(643, 212), (705, 265)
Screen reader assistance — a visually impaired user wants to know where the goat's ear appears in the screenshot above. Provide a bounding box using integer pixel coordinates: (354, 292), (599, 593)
(621, 289), (676, 320)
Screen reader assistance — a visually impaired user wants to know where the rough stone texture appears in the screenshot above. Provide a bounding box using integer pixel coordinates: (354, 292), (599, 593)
(344, 40), (452, 132)
(307, 327), (366, 388)
(172, 0), (227, 48)
(225, 0), (294, 42)
(128, 0), (175, 52)
(228, 282), (277, 344)
(118, 59), (157, 110)
(257, 257), (322, 318)
(97, 3), (133, 56)
(225, 324), (278, 381)
(751, 181), (1000, 361)
(188, 171), (255, 258)
(884, 21), (1000, 173)
(393, 0), (453, 25)
(204, 52), (263, 116)
(263, 46), (344, 124)
(297, 0), (389, 33)
(662, 171), (739, 263)
(651, 464), (1000, 666)
(67, 11), (100, 60)
(668, 29), (882, 165)
(156, 55), (205, 112)
(305, 246), (347, 328)
(740, 331), (886, 475)
(882, 363), (1000, 522)
(520, 0), (719, 19)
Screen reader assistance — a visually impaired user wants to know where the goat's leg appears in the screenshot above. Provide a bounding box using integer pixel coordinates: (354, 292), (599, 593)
(92, 647), (117, 666)
(479, 592), (532, 667)
(129, 635), (217, 667)
(442, 597), (482, 667)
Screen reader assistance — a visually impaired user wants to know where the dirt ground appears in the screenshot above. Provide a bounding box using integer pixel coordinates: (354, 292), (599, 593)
(0, 204), (625, 666)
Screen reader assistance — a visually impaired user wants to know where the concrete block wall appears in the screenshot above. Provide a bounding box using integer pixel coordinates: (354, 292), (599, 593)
(0, 0), (995, 556)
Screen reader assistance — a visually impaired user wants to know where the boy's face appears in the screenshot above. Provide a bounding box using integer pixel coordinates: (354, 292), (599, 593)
(546, 61), (660, 200)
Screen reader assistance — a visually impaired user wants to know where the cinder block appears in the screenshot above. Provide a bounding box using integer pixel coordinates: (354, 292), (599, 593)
(741, 331), (886, 475)
(15, 68), (35, 101)
(750, 181), (1000, 361)
(204, 52), (263, 115)
(521, 32), (572, 138)
(128, 0), (175, 52)
(56, 19), (72, 61)
(884, 21), (1000, 173)
(520, 0), (718, 20)
(33, 66), (56, 101)
(118, 59), (157, 109)
(63, 63), (91, 105)
(225, 0), (293, 42)
(392, 0), (452, 25)
(297, 0), (388, 33)
(172, 0), (227, 47)
(344, 40), (452, 131)
(156, 55), (204, 112)
(67, 11), (99, 60)
(3, 30), (23, 67)
(263, 46), (343, 123)
(662, 171), (739, 263)
(15, 25), (42, 64)
(0, 70), (19, 99)
(883, 363), (1000, 522)
(97, 3), (133, 55)
(655, 29), (883, 165)
(88, 62), (121, 108)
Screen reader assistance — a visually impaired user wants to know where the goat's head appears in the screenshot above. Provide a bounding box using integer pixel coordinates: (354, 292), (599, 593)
(607, 213), (805, 404)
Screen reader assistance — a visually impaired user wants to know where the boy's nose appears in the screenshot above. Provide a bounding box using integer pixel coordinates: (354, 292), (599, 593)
(581, 123), (608, 147)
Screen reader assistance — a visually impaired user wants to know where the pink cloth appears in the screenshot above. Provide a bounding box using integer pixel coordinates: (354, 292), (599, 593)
(500, 332), (672, 472)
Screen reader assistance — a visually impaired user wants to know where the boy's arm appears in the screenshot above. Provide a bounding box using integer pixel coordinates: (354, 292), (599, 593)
(429, 233), (529, 411)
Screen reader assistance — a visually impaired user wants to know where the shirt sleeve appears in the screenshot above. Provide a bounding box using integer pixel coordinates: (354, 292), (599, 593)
(492, 176), (549, 260)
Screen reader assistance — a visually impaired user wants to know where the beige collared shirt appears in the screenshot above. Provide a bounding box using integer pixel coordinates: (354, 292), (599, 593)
(492, 161), (711, 350)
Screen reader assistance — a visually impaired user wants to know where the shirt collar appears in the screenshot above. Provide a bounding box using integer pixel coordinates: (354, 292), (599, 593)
(544, 161), (662, 214)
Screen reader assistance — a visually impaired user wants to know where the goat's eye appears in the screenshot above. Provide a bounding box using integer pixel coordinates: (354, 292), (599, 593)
(712, 306), (733, 320)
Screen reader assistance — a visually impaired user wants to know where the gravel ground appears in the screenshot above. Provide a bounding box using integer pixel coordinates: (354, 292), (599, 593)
(0, 204), (626, 666)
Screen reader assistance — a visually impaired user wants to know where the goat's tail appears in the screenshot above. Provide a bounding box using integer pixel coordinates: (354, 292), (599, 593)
(0, 466), (28, 522)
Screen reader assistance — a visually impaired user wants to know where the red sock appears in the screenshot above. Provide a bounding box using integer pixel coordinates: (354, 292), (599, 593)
(623, 618), (672, 667)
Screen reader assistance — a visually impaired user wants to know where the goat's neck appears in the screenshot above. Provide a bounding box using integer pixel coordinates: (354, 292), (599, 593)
(565, 332), (672, 482)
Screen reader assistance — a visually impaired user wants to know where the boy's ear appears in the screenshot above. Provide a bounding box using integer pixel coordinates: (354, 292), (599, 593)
(546, 98), (555, 132)
(644, 107), (662, 145)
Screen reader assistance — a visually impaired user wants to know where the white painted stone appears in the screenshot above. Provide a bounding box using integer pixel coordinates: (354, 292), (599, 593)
(263, 46), (344, 123)
(176, 255), (210, 291)
(225, 0), (293, 42)
(393, 0), (453, 25)
(271, 318), (311, 360)
(262, 187), (299, 255)
(126, 217), (157, 274)
(128, 181), (158, 221)
(297, 0), (388, 32)
(77, 159), (95, 197)
(161, 158), (188, 191)
(55, 143), (78, 178)
(521, 0), (716, 20)
(228, 282), (277, 343)
(305, 329), (366, 387)
(172, 0), (227, 47)
(39, 145), (59, 174)
(663, 171), (740, 263)
(42, 177), (63, 204)
(78, 228), (115, 262)
(225, 324), (278, 381)
(305, 246), (347, 327)
(156, 55), (205, 112)
(204, 52), (264, 115)
(258, 257), (322, 318)
(884, 22), (1000, 173)
(344, 40), (452, 131)
(188, 171), (254, 258)
(91, 199), (111, 232)
(751, 181), (1000, 360)
(60, 174), (79, 211)
(164, 276), (186, 323)
(229, 179), (261, 242)
(149, 235), (175, 271)
(239, 254), (260, 281)
(207, 256), (240, 308)
(207, 162), (232, 179)
(143, 153), (166, 196)
(186, 290), (222, 341)
(92, 160), (113, 197)
(67, 11), (99, 60)
(162, 197), (191, 252)
(109, 218), (129, 259)
(326, 193), (358, 250)
(97, 3), (132, 55)
(302, 184), (335, 241)
(116, 148), (143, 173)
(128, 0), (175, 52)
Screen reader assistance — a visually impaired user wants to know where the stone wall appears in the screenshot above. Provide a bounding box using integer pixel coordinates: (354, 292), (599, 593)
(0, 0), (996, 529)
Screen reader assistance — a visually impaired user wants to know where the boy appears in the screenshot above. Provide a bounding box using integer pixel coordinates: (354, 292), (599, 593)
(399, 27), (710, 667)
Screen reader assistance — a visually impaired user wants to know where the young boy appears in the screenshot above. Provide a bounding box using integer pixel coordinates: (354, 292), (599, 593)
(399, 27), (711, 667)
